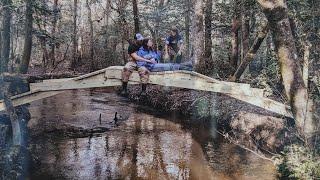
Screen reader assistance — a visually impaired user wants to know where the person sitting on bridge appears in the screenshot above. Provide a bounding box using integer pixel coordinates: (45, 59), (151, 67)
(137, 39), (193, 72)
(120, 33), (157, 97)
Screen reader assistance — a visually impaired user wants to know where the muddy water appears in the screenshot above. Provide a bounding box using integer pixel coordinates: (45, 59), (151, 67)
(27, 88), (277, 180)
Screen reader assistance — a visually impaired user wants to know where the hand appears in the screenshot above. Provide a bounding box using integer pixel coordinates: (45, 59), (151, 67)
(149, 58), (157, 64)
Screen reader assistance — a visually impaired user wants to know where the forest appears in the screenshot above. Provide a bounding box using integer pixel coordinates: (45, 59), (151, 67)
(0, 0), (319, 179)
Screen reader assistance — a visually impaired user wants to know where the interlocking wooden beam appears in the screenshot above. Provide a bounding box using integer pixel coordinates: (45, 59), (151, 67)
(0, 66), (293, 118)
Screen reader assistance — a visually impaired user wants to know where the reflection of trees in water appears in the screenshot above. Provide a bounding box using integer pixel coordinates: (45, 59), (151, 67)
(29, 105), (276, 179)
(110, 114), (196, 179)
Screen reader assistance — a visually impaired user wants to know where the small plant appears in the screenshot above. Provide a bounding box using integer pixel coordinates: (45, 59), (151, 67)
(276, 144), (320, 179)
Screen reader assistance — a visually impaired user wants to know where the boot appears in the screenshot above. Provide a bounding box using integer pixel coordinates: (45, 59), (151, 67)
(140, 84), (147, 97)
(120, 82), (129, 97)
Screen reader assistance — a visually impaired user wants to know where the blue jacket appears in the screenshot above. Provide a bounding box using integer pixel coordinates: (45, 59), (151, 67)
(136, 47), (160, 70)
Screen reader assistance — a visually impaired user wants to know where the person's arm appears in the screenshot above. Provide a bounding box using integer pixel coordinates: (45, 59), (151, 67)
(164, 38), (170, 59)
(130, 52), (156, 63)
(177, 38), (184, 55)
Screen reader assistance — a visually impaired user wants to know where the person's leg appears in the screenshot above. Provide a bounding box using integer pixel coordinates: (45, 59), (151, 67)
(177, 59), (193, 71)
(121, 61), (136, 96)
(175, 54), (182, 64)
(150, 63), (181, 72)
(138, 66), (150, 96)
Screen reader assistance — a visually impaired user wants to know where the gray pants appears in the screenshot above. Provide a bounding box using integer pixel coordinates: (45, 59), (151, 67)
(150, 63), (192, 72)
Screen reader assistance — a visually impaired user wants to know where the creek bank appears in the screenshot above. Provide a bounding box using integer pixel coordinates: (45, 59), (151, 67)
(126, 85), (300, 154)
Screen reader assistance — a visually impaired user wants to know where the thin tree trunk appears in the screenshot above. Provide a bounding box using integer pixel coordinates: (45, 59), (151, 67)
(204, 0), (213, 59)
(230, 24), (268, 81)
(40, 37), (48, 69)
(191, 0), (204, 66)
(71, 0), (78, 69)
(0, 26), (2, 63)
(132, 0), (140, 34)
(50, 0), (59, 67)
(303, 41), (311, 88)
(86, 0), (94, 71)
(36, 22), (49, 70)
(154, 0), (164, 51)
(257, 0), (310, 137)
(20, 0), (33, 74)
(231, 0), (241, 68)
(241, 2), (250, 61)
(184, 0), (191, 59)
(1, 0), (12, 73)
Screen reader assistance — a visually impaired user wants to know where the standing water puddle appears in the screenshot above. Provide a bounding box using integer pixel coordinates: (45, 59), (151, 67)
(27, 88), (276, 179)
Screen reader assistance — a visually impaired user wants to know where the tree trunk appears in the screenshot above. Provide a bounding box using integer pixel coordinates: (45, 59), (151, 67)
(257, 0), (311, 137)
(191, 0), (204, 66)
(303, 41), (311, 88)
(132, 0), (140, 34)
(230, 24), (268, 81)
(1, 0), (12, 73)
(86, 0), (94, 71)
(50, 0), (59, 67)
(241, 2), (250, 61)
(0, 26), (2, 63)
(184, 0), (191, 59)
(40, 37), (49, 69)
(154, 0), (165, 51)
(204, 0), (213, 59)
(20, 0), (33, 74)
(231, 0), (241, 69)
(71, 0), (78, 69)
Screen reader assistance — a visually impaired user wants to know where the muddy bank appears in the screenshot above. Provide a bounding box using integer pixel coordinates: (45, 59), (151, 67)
(126, 85), (299, 154)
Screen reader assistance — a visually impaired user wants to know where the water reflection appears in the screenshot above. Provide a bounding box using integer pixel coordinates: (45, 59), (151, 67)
(28, 89), (276, 180)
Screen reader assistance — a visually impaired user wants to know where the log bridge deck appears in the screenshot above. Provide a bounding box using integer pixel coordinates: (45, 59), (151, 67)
(0, 66), (293, 118)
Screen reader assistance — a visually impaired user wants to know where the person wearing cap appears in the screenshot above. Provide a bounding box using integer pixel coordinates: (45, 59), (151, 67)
(120, 33), (157, 97)
(164, 27), (184, 63)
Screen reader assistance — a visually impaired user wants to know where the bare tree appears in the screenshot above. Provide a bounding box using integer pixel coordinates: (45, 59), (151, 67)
(241, 0), (250, 61)
(49, 0), (59, 68)
(204, 0), (213, 59)
(191, 0), (204, 66)
(184, 0), (192, 59)
(231, 0), (241, 68)
(132, 0), (140, 34)
(71, 0), (78, 69)
(20, 0), (33, 74)
(0, 0), (12, 73)
(86, 0), (95, 71)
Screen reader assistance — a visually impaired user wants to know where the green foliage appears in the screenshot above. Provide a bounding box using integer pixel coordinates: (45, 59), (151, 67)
(276, 144), (320, 179)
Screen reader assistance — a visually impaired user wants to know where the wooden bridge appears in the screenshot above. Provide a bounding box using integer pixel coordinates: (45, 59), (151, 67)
(0, 66), (293, 118)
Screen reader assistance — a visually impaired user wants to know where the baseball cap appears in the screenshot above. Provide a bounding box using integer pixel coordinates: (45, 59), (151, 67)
(134, 33), (144, 41)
